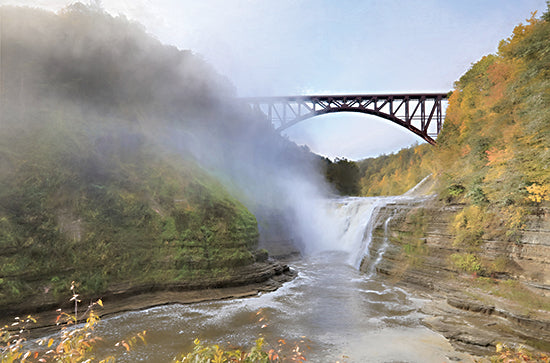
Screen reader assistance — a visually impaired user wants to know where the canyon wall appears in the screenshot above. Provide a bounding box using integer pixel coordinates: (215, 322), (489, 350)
(362, 197), (550, 355)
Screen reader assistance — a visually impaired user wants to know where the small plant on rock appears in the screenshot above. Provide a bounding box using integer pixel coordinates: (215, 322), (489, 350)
(0, 282), (146, 362)
(487, 342), (550, 362)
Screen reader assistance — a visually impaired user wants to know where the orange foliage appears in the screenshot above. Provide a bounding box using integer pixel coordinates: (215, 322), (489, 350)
(461, 144), (471, 157)
(486, 61), (514, 104)
(485, 147), (513, 166)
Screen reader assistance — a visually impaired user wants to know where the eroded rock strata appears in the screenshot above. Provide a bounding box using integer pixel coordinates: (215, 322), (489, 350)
(361, 197), (550, 356)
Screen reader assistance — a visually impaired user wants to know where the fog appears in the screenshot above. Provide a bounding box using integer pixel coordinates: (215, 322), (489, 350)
(0, 4), (339, 255)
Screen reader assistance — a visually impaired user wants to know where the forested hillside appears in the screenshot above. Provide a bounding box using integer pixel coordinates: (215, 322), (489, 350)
(356, 144), (432, 196)
(0, 5), (313, 311)
(358, 7), (549, 241)
(435, 9), (550, 233)
(322, 157), (361, 195)
(324, 146), (433, 197)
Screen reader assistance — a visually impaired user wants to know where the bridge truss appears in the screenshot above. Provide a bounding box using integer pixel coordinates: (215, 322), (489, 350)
(241, 93), (448, 145)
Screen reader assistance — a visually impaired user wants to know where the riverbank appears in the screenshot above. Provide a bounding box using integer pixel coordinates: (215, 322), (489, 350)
(0, 260), (295, 335)
(388, 264), (550, 357)
(364, 195), (550, 357)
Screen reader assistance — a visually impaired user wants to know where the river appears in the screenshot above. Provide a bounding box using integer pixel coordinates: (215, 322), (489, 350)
(92, 196), (473, 362)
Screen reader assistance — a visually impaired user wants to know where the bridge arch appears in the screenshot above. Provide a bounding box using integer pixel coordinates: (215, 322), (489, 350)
(241, 93), (449, 145)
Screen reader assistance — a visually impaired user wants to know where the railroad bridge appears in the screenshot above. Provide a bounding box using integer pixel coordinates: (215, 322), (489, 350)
(241, 93), (449, 145)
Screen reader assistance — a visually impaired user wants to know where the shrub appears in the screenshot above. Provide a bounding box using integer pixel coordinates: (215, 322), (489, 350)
(450, 253), (482, 273)
(173, 338), (273, 363)
(489, 343), (550, 362)
(0, 282), (152, 363)
(451, 205), (486, 248)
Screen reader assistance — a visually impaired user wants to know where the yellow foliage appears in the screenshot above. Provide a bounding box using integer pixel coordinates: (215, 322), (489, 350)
(490, 342), (550, 362)
(503, 205), (528, 236)
(461, 144), (471, 157)
(451, 206), (486, 247)
(526, 183), (550, 203)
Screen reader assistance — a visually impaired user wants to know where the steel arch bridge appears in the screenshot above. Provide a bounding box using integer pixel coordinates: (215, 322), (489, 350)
(241, 93), (449, 145)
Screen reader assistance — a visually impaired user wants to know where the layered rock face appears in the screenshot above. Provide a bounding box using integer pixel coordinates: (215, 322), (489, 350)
(514, 210), (550, 285)
(361, 197), (550, 356)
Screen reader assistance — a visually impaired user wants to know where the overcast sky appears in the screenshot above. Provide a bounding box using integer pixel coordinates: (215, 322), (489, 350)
(2, 0), (548, 160)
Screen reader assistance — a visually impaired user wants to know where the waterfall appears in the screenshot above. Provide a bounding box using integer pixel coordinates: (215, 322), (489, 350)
(366, 212), (394, 277)
(306, 176), (433, 272)
(316, 196), (389, 268)
(317, 194), (422, 272)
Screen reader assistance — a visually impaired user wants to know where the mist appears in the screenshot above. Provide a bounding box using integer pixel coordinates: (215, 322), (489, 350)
(0, 4), (338, 256)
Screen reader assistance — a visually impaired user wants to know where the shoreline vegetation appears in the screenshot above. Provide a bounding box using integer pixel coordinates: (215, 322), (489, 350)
(1, 280), (307, 363)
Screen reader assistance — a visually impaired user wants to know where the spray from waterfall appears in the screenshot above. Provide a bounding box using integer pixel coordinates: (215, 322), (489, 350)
(0, 4), (336, 256)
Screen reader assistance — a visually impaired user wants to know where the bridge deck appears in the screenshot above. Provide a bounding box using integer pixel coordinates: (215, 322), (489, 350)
(240, 93), (449, 145)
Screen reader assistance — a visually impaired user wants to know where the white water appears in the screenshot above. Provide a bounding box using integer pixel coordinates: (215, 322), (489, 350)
(91, 194), (472, 362)
(366, 212), (395, 278)
(305, 195), (422, 269)
(320, 197), (385, 268)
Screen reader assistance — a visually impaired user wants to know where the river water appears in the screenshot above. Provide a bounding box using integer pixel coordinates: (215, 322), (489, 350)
(92, 196), (473, 362)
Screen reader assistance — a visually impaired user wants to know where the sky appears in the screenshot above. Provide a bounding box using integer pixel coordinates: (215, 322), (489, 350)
(2, 0), (548, 160)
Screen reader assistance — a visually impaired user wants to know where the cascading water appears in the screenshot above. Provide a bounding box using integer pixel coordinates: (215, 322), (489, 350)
(366, 212), (395, 278)
(90, 193), (472, 362)
(316, 196), (403, 272)
(320, 197), (386, 268)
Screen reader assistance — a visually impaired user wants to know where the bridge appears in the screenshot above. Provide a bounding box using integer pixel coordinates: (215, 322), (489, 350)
(241, 93), (449, 145)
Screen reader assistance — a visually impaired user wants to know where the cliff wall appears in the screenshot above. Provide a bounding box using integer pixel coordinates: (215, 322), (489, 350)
(361, 197), (550, 356)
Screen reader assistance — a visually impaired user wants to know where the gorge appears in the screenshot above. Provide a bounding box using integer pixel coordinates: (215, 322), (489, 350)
(80, 192), (479, 362)
(1, 2), (550, 362)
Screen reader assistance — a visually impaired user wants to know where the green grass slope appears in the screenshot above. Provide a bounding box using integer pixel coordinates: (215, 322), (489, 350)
(0, 122), (259, 307)
(0, 5), (262, 310)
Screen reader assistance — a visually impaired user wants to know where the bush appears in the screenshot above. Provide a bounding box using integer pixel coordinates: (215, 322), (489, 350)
(0, 284), (145, 363)
(451, 205), (486, 248)
(450, 253), (482, 273)
(173, 338), (273, 363)
(1, 287), (307, 363)
(489, 343), (550, 362)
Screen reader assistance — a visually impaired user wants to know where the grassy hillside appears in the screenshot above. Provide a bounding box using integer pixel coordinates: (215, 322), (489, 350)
(0, 125), (259, 306)
(0, 5), (268, 309)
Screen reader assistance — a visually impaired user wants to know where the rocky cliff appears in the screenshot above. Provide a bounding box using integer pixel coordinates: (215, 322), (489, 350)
(361, 196), (550, 356)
